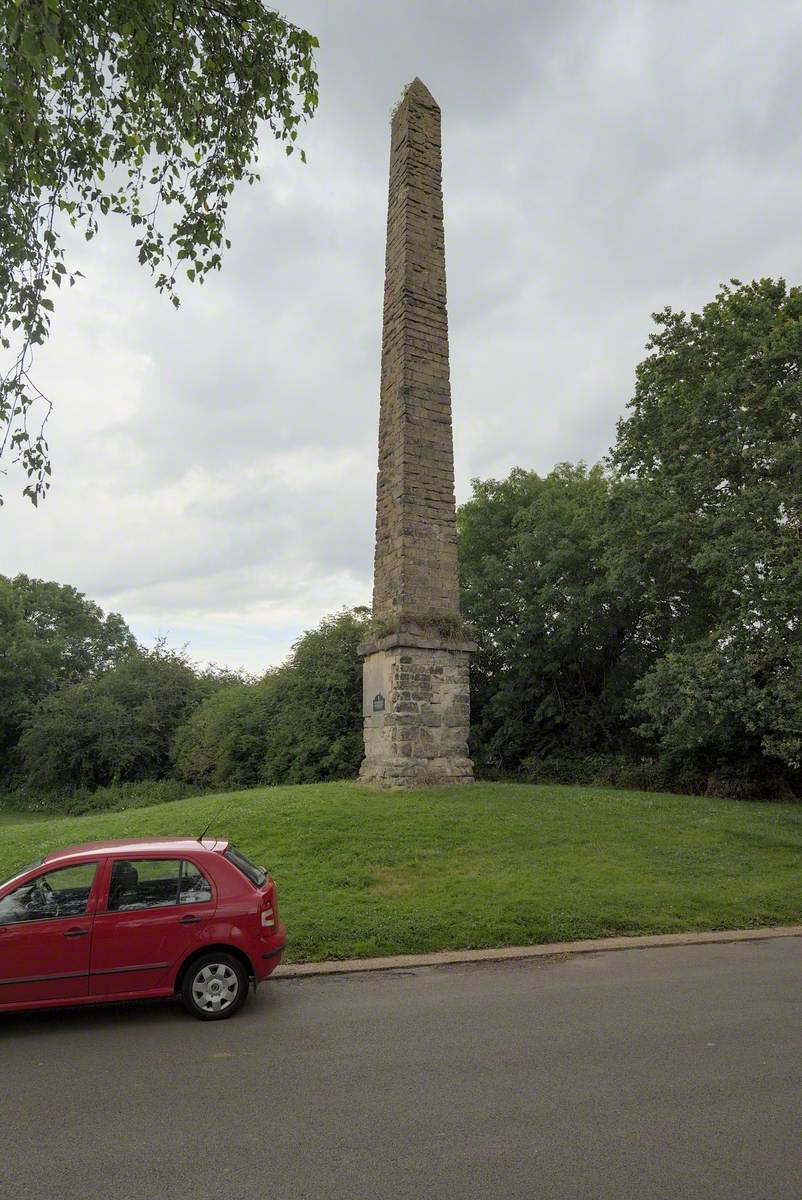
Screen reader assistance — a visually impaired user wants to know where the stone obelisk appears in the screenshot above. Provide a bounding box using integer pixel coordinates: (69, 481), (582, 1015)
(358, 78), (475, 788)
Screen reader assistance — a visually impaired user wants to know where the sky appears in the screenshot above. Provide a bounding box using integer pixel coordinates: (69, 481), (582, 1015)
(4, 0), (802, 672)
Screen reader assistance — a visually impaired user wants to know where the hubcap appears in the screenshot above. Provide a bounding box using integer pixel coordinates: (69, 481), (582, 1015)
(192, 963), (239, 1013)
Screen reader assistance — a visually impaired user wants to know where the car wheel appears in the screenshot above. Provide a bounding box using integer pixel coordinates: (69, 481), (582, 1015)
(181, 953), (249, 1021)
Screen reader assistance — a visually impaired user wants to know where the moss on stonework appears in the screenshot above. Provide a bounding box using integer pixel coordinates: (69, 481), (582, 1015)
(371, 609), (473, 642)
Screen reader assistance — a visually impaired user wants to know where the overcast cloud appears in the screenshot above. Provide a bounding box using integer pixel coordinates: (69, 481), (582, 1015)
(4, 0), (802, 671)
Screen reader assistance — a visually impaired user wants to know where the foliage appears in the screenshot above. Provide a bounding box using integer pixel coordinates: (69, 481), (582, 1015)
(0, 775), (202, 815)
(613, 278), (802, 784)
(2, 781), (801, 962)
(456, 279), (802, 798)
(0, 572), (134, 777)
(174, 607), (370, 787)
(458, 464), (653, 771)
(370, 609), (470, 642)
(259, 607), (370, 785)
(172, 680), (272, 788)
(0, 0), (318, 503)
(4, 277), (801, 802)
(18, 641), (229, 790)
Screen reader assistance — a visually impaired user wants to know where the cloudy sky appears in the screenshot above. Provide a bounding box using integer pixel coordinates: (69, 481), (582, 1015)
(4, 0), (802, 672)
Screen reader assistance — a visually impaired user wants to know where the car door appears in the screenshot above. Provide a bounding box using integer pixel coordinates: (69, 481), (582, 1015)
(89, 856), (217, 997)
(0, 861), (101, 1008)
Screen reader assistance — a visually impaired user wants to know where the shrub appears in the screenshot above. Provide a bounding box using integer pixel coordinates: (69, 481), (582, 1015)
(173, 682), (274, 788)
(0, 778), (205, 816)
(19, 644), (226, 791)
(515, 750), (798, 801)
(174, 608), (370, 788)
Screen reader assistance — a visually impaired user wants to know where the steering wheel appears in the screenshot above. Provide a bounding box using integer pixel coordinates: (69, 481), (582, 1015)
(31, 877), (58, 916)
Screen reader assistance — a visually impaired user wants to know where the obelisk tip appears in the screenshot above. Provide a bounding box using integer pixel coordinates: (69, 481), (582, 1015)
(392, 77), (439, 117)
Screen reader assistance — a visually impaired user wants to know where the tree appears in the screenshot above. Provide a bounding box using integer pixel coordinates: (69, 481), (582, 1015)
(0, 572), (134, 776)
(456, 279), (801, 797)
(612, 278), (802, 793)
(174, 608), (370, 787)
(19, 641), (222, 789)
(171, 679), (271, 787)
(259, 607), (370, 785)
(457, 464), (652, 774)
(0, 1), (318, 503)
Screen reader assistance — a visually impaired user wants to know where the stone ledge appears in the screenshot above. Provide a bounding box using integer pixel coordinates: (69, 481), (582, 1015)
(358, 633), (477, 656)
(359, 755), (475, 788)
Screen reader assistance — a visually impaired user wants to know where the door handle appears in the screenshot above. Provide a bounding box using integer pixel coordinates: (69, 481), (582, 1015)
(179, 914), (201, 925)
(64, 928), (89, 938)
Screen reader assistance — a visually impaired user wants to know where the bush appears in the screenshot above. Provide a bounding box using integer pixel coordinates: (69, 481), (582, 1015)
(0, 777), (205, 815)
(173, 682), (274, 788)
(518, 751), (639, 788)
(174, 608), (370, 788)
(515, 750), (798, 801)
(19, 644), (229, 791)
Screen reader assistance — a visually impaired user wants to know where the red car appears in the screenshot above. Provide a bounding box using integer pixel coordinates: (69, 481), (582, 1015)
(0, 837), (285, 1020)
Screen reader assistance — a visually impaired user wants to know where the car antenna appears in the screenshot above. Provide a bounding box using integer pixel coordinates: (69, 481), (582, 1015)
(197, 798), (229, 844)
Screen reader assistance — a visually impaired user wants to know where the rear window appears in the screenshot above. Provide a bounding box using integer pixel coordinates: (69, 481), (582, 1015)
(224, 846), (267, 888)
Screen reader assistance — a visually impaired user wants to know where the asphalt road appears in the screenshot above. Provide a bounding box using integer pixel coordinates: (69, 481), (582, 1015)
(1, 938), (800, 1200)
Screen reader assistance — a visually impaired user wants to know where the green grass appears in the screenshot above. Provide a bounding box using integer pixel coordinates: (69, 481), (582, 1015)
(1, 782), (800, 963)
(0, 810), (50, 827)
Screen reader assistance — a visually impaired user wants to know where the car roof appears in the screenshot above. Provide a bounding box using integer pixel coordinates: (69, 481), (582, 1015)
(42, 837), (228, 867)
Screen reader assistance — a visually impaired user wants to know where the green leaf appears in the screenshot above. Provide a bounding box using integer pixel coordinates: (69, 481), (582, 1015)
(0, 0), (319, 504)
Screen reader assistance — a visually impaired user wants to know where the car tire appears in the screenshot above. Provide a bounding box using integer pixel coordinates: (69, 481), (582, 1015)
(181, 952), (249, 1021)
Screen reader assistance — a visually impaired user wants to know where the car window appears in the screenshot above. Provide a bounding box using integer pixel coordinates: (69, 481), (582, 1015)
(0, 863), (98, 926)
(223, 846), (267, 887)
(179, 860), (213, 905)
(107, 859), (182, 913)
(0, 858), (43, 890)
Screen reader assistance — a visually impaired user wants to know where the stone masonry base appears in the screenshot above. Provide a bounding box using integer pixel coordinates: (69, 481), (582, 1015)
(358, 639), (475, 789)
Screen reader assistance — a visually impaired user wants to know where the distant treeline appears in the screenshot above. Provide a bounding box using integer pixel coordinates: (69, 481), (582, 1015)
(2, 279), (801, 807)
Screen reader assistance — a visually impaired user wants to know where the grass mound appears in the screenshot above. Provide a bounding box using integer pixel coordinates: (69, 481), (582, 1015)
(1, 781), (800, 963)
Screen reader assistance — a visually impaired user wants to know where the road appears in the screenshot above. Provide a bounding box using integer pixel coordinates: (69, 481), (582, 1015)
(1, 937), (800, 1200)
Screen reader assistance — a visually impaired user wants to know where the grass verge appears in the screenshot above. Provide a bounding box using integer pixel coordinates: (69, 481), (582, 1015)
(0, 811), (50, 828)
(0, 781), (800, 964)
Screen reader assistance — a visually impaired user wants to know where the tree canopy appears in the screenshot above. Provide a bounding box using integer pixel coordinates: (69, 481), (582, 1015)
(18, 640), (236, 790)
(173, 608), (369, 788)
(613, 277), (802, 789)
(0, 0), (318, 503)
(0, 572), (134, 774)
(458, 464), (653, 776)
(458, 278), (802, 796)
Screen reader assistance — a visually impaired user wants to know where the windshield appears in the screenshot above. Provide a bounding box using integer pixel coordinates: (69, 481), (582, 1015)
(0, 858), (44, 891)
(224, 846), (267, 888)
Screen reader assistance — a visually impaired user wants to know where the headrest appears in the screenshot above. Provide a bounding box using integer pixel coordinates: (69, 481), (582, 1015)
(112, 862), (139, 890)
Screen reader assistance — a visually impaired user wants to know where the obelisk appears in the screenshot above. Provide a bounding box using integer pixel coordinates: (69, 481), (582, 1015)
(358, 78), (475, 787)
